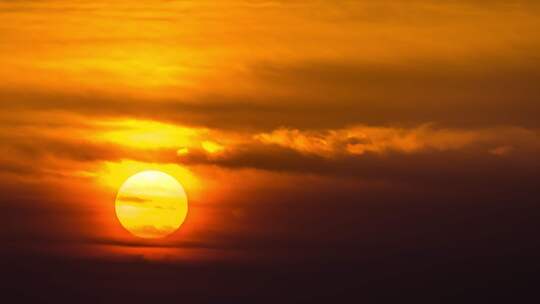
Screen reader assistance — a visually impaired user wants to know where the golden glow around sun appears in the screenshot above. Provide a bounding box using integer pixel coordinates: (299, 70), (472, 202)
(115, 170), (188, 239)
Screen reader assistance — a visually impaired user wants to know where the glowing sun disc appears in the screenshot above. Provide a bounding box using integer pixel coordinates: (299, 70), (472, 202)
(115, 170), (188, 239)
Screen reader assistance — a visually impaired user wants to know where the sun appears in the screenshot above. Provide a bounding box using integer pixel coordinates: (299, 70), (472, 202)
(115, 170), (188, 239)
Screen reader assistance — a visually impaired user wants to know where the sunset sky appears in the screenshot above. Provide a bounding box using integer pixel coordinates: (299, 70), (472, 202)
(1, 1), (540, 302)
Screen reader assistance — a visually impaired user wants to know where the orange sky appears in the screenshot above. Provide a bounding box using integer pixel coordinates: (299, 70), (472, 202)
(1, 0), (539, 265)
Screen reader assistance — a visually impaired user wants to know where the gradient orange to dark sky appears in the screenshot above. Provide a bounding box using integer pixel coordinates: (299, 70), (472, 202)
(1, 1), (540, 302)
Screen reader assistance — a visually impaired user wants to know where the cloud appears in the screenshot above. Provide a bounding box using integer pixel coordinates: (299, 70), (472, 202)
(254, 125), (482, 156)
(1, 0), (540, 132)
(177, 125), (540, 186)
(2, 54), (540, 132)
(116, 195), (151, 204)
(129, 225), (176, 238)
(2, 115), (538, 188)
(1, 61), (539, 131)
